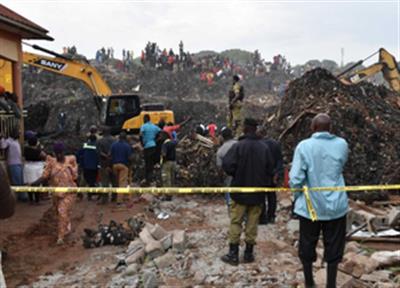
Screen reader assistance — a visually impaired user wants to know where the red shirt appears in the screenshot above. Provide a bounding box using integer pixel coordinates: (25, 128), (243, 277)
(207, 124), (217, 137)
(163, 125), (181, 139)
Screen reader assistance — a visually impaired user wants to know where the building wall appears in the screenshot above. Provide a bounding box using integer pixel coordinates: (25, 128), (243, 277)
(0, 28), (24, 148)
(0, 28), (22, 108)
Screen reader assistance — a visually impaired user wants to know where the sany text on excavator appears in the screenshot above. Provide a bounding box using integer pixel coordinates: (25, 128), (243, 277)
(337, 48), (400, 93)
(22, 43), (175, 133)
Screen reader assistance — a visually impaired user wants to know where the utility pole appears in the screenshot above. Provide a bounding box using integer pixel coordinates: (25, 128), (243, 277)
(341, 47), (344, 68)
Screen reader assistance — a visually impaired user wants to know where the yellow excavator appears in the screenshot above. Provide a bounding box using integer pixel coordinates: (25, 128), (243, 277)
(22, 43), (174, 133)
(337, 48), (400, 93)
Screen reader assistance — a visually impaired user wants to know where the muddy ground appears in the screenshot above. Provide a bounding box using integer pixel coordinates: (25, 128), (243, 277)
(1, 193), (399, 288)
(1, 193), (300, 288)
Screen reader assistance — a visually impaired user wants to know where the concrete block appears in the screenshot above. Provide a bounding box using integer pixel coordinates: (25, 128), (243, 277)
(361, 270), (391, 283)
(145, 240), (164, 260)
(160, 234), (172, 251)
(150, 224), (169, 240)
(172, 230), (187, 252)
(344, 241), (361, 254)
(126, 247), (146, 265)
(140, 225), (165, 259)
(371, 250), (400, 267)
(388, 208), (400, 227)
(126, 239), (145, 256)
(142, 271), (158, 288)
(154, 252), (175, 269)
(140, 226), (156, 245)
(123, 263), (140, 276)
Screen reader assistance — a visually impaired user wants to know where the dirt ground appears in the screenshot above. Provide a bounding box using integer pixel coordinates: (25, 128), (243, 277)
(1, 193), (399, 288)
(1, 194), (290, 287)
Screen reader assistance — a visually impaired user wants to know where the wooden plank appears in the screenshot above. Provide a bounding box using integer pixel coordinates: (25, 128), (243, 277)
(350, 236), (400, 243)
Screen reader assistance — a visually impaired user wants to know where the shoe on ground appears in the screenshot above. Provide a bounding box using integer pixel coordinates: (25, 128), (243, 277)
(221, 243), (239, 266)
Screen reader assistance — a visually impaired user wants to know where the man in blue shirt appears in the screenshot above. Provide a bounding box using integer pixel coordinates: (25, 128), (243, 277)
(77, 134), (99, 200)
(110, 132), (133, 204)
(140, 114), (161, 184)
(289, 113), (348, 288)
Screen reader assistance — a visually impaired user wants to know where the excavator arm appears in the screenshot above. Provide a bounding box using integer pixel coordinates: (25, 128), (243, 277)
(21, 44), (175, 133)
(22, 51), (112, 96)
(339, 48), (400, 93)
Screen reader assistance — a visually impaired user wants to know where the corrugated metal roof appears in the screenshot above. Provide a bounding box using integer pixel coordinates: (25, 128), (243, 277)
(0, 4), (47, 32)
(0, 4), (52, 40)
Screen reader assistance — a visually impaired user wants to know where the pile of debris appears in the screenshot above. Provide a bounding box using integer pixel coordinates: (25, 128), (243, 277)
(110, 222), (187, 287)
(176, 134), (220, 187)
(331, 241), (400, 287)
(82, 218), (144, 249)
(265, 68), (400, 201)
(119, 222), (186, 266)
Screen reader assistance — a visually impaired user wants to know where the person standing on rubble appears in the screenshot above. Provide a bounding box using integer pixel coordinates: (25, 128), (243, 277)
(216, 127), (237, 212)
(140, 115), (161, 185)
(110, 132), (133, 204)
(97, 127), (115, 203)
(290, 113), (348, 288)
(163, 116), (192, 140)
(228, 75), (245, 137)
(257, 126), (284, 224)
(221, 118), (274, 265)
(31, 142), (78, 245)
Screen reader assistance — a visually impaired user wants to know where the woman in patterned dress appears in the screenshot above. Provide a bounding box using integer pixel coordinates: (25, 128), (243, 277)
(32, 142), (77, 245)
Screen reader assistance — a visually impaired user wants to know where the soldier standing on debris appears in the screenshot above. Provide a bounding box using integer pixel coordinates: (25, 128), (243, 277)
(228, 75), (244, 137)
(221, 118), (274, 265)
(257, 126), (284, 224)
(140, 114), (161, 184)
(290, 113), (348, 288)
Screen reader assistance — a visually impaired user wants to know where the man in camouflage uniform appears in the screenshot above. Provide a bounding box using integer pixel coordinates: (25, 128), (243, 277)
(228, 75), (244, 137)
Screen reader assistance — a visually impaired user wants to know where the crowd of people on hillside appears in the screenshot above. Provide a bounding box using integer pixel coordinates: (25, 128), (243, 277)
(83, 41), (293, 88)
(140, 41), (193, 71)
(95, 47), (115, 63)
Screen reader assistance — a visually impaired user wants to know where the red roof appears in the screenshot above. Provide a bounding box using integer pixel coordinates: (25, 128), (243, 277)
(0, 4), (52, 40)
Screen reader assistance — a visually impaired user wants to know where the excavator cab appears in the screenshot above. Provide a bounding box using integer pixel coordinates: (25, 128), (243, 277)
(100, 94), (141, 134)
(100, 95), (175, 134)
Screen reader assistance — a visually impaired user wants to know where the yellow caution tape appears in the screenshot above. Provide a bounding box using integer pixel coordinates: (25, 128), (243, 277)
(11, 184), (400, 194)
(12, 184), (400, 222)
(303, 186), (318, 222)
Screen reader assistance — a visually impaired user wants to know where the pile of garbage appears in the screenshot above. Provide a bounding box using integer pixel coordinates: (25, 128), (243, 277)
(22, 57), (280, 134)
(82, 218), (144, 249)
(176, 134), (220, 187)
(265, 68), (400, 201)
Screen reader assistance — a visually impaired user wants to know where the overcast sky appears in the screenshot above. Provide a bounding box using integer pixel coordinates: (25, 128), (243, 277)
(3, 0), (399, 65)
